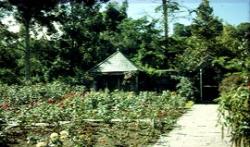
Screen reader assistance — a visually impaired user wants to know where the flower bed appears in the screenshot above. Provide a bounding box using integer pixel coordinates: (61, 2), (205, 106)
(0, 84), (190, 146)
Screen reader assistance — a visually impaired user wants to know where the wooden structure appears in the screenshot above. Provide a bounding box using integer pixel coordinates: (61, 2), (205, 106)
(88, 50), (141, 91)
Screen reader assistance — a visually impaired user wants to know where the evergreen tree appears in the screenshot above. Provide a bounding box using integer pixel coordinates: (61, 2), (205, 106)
(177, 0), (223, 72)
(173, 23), (191, 37)
(191, 0), (223, 40)
(3, 0), (60, 82)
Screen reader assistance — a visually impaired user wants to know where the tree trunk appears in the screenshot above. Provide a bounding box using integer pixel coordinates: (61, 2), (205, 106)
(162, 0), (168, 42)
(24, 20), (31, 82)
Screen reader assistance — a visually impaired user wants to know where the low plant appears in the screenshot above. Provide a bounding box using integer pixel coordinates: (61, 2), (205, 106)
(0, 81), (85, 107)
(217, 74), (250, 147)
(176, 77), (196, 100)
(0, 109), (7, 146)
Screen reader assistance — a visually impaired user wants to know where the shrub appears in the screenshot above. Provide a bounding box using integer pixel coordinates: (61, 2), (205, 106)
(217, 74), (250, 147)
(219, 74), (245, 93)
(176, 77), (195, 100)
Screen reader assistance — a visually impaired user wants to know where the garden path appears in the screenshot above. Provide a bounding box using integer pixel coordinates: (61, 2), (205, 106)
(152, 104), (231, 147)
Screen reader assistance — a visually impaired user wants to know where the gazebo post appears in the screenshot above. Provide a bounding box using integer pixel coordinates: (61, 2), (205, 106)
(117, 76), (121, 90)
(135, 73), (139, 92)
(105, 80), (108, 89)
(92, 81), (97, 91)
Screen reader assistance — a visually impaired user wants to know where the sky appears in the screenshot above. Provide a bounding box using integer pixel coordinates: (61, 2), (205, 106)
(114, 0), (250, 33)
(3, 0), (250, 33)
(124, 0), (250, 24)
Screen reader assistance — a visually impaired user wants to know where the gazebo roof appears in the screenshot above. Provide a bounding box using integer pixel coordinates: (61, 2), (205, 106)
(88, 50), (141, 74)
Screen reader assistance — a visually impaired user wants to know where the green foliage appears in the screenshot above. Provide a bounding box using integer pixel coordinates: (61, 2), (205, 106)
(0, 0), (112, 83)
(191, 0), (223, 39)
(173, 23), (191, 37)
(175, 0), (224, 72)
(4, 0), (61, 81)
(176, 77), (195, 100)
(104, 1), (127, 31)
(217, 24), (240, 53)
(0, 109), (7, 146)
(177, 0), (223, 73)
(0, 23), (21, 84)
(101, 16), (167, 69)
(0, 81), (85, 107)
(216, 19), (249, 146)
(218, 74), (246, 93)
(217, 74), (250, 147)
(236, 22), (250, 39)
(4, 90), (186, 123)
(35, 1), (118, 82)
(18, 102), (67, 123)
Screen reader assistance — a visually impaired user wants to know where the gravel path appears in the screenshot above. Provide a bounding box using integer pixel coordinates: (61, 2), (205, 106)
(152, 104), (231, 147)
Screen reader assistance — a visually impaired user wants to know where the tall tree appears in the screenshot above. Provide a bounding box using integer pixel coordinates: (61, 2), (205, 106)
(2, 0), (109, 82)
(176, 0), (224, 101)
(186, 0), (223, 61)
(162, 0), (168, 41)
(215, 23), (250, 73)
(0, 22), (20, 84)
(191, 0), (223, 40)
(160, 0), (180, 42)
(5, 0), (60, 82)
(38, 0), (111, 83)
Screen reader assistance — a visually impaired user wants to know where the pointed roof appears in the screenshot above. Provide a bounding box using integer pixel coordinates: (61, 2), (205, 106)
(88, 50), (140, 74)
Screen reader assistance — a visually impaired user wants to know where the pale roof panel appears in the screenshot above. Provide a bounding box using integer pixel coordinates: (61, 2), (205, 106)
(89, 50), (140, 73)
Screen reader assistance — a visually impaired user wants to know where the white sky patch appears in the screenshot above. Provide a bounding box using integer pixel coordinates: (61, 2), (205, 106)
(1, 15), (20, 33)
(1, 16), (62, 40)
